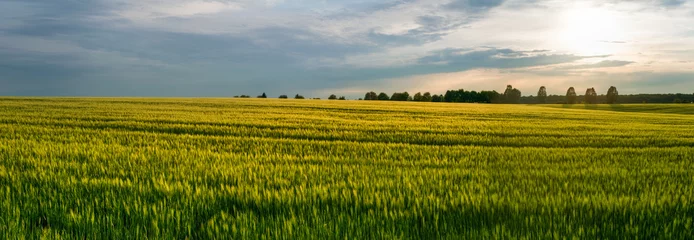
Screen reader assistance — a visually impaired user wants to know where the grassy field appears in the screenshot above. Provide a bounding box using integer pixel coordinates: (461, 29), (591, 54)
(543, 103), (694, 115)
(0, 98), (693, 239)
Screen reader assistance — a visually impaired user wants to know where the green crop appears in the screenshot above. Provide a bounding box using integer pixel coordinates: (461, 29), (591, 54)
(0, 98), (692, 239)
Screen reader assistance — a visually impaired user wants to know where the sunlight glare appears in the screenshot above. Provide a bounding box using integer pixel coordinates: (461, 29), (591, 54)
(559, 6), (624, 55)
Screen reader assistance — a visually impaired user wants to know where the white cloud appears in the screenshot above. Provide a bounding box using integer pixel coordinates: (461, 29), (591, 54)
(116, 0), (242, 20)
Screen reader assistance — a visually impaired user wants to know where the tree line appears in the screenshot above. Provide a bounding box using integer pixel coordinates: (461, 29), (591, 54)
(236, 86), (693, 104)
(358, 85), (518, 103)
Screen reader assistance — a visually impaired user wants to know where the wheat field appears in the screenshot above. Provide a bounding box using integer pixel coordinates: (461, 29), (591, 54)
(0, 98), (692, 239)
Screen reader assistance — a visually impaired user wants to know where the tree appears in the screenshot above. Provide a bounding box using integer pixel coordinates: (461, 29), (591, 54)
(480, 91), (501, 103)
(606, 86), (618, 104)
(377, 92), (390, 101)
(328, 94), (338, 100)
(566, 87), (577, 104)
(279, 95), (288, 99)
(390, 92), (410, 101)
(294, 94), (305, 99)
(422, 92), (432, 102)
(432, 94), (443, 102)
(364, 91), (378, 100)
(537, 86), (547, 104)
(503, 85), (521, 104)
(338, 96), (346, 100)
(258, 92), (267, 98)
(585, 87), (598, 104)
(413, 92), (423, 101)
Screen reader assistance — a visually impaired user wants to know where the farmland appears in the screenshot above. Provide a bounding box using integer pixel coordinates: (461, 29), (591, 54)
(0, 98), (692, 239)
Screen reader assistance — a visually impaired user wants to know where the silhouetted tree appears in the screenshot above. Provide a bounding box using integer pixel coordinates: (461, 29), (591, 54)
(503, 85), (521, 104)
(377, 92), (390, 101)
(294, 94), (305, 99)
(503, 85), (513, 103)
(441, 89), (500, 103)
(537, 86), (547, 103)
(566, 87), (577, 104)
(390, 92), (410, 101)
(585, 87), (598, 104)
(432, 94), (443, 102)
(413, 92), (423, 101)
(339, 96), (346, 100)
(364, 91), (378, 100)
(422, 92), (432, 102)
(328, 94), (338, 100)
(606, 86), (618, 104)
(481, 91), (501, 103)
(258, 92), (267, 98)
(279, 95), (288, 99)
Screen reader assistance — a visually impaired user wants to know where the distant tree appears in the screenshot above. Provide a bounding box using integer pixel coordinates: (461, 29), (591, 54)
(503, 85), (513, 103)
(606, 86), (619, 104)
(537, 86), (547, 104)
(328, 94), (338, 100)
(422, 92), (432, 102)
(258, 92), (267, 98)
(338, 96), (346, 100)
(482, 91), (501, 103)
(584, 87), (598, 104)
(566, 87), (577, 104)
(432, 94), (443, 102)
(503, 85), (521, 104)
(390, 92), (410, 101)
(233, 96), (239, 98)
(377, 92), (390, 101)
(440, 89), (500, 103)
(413, 92), (423, 101)
(358, 98), (363, 100)
(279, 95), (288, 99)
(294, 94), (305, 99)
(364, 91), (378, 100)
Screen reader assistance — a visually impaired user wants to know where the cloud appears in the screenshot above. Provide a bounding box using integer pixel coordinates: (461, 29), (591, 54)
(556, 60), (635, 70)
(445, 0), (506, 11)
(600, 40), (628, 44)
(116, 1), (242, 20)
(659, 0), (686, 7)
(0, 0), (693, 97)
(417, 48), (608, 69)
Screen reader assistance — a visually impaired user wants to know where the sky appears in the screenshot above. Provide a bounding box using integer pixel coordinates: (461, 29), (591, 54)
(1, 0), (693, 97)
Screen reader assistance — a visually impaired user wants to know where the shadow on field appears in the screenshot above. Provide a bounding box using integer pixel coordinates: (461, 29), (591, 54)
(583, 104), (598, 110)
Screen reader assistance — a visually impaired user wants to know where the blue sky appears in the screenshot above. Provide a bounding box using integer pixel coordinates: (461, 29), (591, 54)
(1, 0), (693, 97)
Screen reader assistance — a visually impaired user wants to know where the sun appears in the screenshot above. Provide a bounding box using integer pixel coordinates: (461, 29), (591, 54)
(559, 6), (624, 55)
